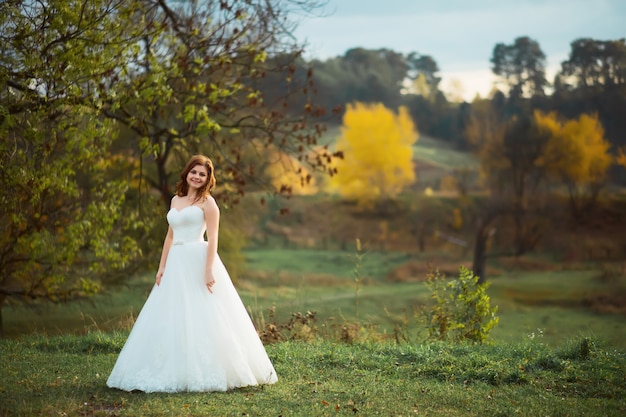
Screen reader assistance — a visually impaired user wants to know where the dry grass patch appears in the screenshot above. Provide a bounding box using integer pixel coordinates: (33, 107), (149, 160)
(241, 270), (358, 287)
(495, 256), (560, 272)
(583, 293), (626, 314)
(385, 260), (473, 282)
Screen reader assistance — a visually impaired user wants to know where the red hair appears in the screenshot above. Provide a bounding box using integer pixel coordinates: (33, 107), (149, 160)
(175, 155), (216, 203)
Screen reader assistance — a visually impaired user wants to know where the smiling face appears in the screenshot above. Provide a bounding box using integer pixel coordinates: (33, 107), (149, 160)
(175, 155), (216, 199)
(186, 164), (209, 191)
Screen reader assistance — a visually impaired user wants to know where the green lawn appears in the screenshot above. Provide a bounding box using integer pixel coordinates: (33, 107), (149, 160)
(1, 335), (624, 416)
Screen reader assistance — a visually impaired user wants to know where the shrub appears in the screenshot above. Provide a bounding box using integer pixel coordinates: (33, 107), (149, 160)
(257, 306), (318, 344)
(422, 266), (499, 344)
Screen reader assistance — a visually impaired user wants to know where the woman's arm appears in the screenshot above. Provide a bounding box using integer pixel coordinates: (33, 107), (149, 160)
(155, 198), (176, 286)
(202, 196), (220, 293)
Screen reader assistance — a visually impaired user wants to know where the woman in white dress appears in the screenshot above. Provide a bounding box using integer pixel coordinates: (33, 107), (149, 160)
(107, 155), (277, 393)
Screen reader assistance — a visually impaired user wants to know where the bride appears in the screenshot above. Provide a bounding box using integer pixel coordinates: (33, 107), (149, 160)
(107, 155), (277, 393)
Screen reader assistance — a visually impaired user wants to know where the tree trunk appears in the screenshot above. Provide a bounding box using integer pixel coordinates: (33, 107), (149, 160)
(0, 300), (4, 339)
(418, 225), (426, 253)
(156, 155), (172, 206)
(513, 210), (525, 256)
(567, 182), (582, 220)
(472, 200), (505, 284)
(472, 221), (489, 285)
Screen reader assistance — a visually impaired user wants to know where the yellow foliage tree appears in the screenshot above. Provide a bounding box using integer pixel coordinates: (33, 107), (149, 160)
(260, 143), (319, 196)
(463, 98), (509, 183)
(536, 111), (613, 216)
(330, 102), (418, 207)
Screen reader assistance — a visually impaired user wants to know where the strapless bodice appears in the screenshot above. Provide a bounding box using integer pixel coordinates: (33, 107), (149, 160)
(166, 205), (206, 244)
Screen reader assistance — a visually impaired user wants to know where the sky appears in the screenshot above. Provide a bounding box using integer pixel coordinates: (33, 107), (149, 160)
(293, 0), (626, 101)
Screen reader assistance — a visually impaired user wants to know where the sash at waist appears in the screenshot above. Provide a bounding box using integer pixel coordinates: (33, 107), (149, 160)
(172, 239), (205, 246)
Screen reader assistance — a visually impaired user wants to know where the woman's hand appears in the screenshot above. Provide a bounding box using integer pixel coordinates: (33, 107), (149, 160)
(156, 268), (164, 286)
(205, 271), (216, 294)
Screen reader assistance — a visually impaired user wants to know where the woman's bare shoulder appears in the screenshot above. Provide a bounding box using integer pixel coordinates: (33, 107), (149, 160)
(202, 195), (219, 213)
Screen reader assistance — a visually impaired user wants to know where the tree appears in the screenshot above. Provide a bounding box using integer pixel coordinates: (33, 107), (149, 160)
(499, 115), (551, 255)
(98, 0), (334, 206)
(536, 112), (613, 218)
(471, 198), (507, 284)
(464, 96), (507, 155)
(465, 102), (551, 255)
(553, 38), (626, 150)
(330, 102), (418, 208)
(491, 36), (548, 101)
(423, 266), (499, 343)
(0, 0), (148, 337)
(256, 142), (319, 196)
(405, 52), (441, 97)
(0, 0), (332, 336)
(402, 53), (454, 142)
(559, 38), (626, 92)
(618, 147), (626, 168)
(309, 49), (463, 143)
(311, 48), (409, 115)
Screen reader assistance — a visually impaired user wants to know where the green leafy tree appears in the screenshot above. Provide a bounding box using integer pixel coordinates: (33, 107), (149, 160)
(311, 47), (409, 114)
(0, 0), (331, 336)
(553, 38), (626, 151)
(102, 0), (334, 206)
(405, 52), (441, 98)
(559, 38), (626, 92)
(403, 53), (452, 142)
(0, 0), (148, 336)
(491, 36), (548, 101)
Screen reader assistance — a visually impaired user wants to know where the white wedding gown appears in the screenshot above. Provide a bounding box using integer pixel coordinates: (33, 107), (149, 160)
(107, 205), (277, 392)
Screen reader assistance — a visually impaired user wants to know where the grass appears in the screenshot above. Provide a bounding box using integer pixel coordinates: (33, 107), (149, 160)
(2, 218), (625, 416)
(244, 247), (412, 281)
(1, 334), (624, 416)
(241, 248), (626, 348)
(2, 275), (154, 337)
(412, 135), (479, 170)
(5, 248), (626, 348)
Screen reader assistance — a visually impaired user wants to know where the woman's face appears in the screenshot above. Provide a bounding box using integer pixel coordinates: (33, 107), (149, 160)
(186, 164), (209, 191)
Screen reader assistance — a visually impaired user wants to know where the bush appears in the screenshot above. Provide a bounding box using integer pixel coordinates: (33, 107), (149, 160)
(257, 307), (318, 344)
(422, 266), (499, 343)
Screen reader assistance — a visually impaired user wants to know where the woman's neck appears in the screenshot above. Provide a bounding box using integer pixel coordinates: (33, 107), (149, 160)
(186, 192), (200, 202)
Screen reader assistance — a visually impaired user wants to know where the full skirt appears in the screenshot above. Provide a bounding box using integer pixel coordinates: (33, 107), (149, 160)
(106, 242), (277, 393)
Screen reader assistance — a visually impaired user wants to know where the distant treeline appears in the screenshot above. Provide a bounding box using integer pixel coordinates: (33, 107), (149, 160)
(261, 37), (626, 154)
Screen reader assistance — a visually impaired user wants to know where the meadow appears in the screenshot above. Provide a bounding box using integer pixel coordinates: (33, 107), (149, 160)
(2, 332), (625, 417)
(2, 133), (626, 416)
(5, 246), (625, 346)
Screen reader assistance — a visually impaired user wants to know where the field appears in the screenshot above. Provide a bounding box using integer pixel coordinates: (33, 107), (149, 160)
(5, 247), (626, 349)
(3, 132), (626, 416)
